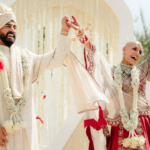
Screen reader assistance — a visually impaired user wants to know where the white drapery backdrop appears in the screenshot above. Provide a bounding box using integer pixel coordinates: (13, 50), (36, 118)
(11, 0), (119, 149)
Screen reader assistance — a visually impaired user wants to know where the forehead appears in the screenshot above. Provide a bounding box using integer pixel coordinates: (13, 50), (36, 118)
(132, 43), (142, 50)
(5, 20), (16, 26)
(128, 42), (143, 50)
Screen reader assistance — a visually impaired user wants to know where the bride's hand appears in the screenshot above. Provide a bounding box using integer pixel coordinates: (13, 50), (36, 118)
(66, 16), (81, 32)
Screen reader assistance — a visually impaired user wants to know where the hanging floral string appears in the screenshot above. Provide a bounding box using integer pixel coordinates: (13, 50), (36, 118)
(0, 47), (30, 134)
(114, 64), (146, 149)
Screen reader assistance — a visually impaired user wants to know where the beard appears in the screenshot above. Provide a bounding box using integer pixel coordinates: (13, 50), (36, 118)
(0, 31), (16, 47)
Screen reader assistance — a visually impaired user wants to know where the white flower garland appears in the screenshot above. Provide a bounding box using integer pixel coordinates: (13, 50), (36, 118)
(0, 49), (30, 134)
(114, 64), (146, 149)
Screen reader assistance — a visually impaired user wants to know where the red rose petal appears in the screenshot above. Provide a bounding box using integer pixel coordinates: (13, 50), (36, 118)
(0, 61), (4, 70)
(43, 95), (46, 99)
(36, 116), (44, 124)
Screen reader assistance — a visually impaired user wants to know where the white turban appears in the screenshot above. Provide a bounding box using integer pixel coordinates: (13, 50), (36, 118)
(0, 3), (17, 29)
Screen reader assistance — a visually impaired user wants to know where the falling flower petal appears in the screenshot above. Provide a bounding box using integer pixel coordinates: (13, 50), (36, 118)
(36, 116), (44, 124)
(43, 95), (46, 99)
(0, 61), (4, 70)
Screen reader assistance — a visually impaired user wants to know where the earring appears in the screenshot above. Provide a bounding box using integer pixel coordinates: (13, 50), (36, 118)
(122, 52), (125, 62)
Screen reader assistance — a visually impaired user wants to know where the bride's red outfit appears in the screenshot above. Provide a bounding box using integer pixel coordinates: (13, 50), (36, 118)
(82, 40), (150, 150)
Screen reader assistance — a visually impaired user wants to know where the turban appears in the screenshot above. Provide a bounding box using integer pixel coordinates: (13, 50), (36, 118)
(0, 3), (17, 29)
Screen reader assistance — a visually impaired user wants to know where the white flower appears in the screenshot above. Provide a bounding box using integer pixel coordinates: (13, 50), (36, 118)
(137, 136), (145, 146)
(130, 137), (138, 149)
(20, 121), (26, 129)
(13, 122), (21, 131)
(122, 138), (131, 148)
(123, 136), (145, 149)
(3, 120), (26, 134)
(130, 144), (137, 149)
(3, 120), (14, 134)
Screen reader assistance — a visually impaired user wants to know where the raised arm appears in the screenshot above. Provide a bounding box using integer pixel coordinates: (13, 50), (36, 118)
(31, 34), (72, 82)
(68, 16), (98, 76)
(76, 29), (98, 77)
(27, 16), (73, 82)
(140, 54), (150, 77)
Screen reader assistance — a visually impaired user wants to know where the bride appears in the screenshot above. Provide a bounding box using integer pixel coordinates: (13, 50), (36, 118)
(67, 16), (150, 150)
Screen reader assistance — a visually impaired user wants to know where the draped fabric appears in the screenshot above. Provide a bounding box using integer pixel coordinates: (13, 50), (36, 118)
(64, 52), (110, 113)
(10, 0), (119, 149)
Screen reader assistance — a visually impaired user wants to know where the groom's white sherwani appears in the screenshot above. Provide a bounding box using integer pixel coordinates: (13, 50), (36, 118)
(0, 35), (72, 150)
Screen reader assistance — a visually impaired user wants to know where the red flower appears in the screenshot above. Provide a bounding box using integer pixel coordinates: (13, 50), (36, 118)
(43, 95), (46, 99)
(0, 61), (4, 70)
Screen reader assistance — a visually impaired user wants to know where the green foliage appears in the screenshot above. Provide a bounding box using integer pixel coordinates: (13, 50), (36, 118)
(134, 10), (150, 81)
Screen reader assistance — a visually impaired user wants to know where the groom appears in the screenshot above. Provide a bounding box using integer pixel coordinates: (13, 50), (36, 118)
(0, 3), (74, 150)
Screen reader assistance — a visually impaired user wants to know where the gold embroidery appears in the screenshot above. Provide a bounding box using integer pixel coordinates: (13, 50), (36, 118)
(138, 122), (142, 127)
(119, 123), (123, 129)
(139, 107), (150, 116)
(102, 126), (109, 137)
(118, 137), (123, 145)
(119, 130), (123, 136)
(136, 118), (143, 135)
(137, 145), (146, 150)
(136, 127), (143, 135)
(105, 116), (121, 126)
(105, 108), (150, 150)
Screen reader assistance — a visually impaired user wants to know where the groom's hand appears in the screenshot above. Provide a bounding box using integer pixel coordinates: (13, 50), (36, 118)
(0, 126), (8, 146)
(61, 16), (72, 33)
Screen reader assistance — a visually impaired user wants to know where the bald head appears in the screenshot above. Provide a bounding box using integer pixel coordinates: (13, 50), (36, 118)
(122, 41), (143, 65)
(125, 41), (143, 50)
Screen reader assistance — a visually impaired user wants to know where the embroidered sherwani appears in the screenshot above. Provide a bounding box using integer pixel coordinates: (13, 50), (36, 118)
(0, 35), (72, 150)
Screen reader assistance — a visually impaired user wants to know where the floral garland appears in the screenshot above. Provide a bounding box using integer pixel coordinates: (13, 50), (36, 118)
(0, 48), (30, 134)
(114, 64), (146, 149)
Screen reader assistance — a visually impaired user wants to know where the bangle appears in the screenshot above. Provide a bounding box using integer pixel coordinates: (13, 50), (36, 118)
(60, 30), (69, 35)
(77, 29), (85, 39)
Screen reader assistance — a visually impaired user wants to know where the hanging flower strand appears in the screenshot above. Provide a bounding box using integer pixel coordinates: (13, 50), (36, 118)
(0, 48), (30, 134)
(114, 64), (146, 149)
